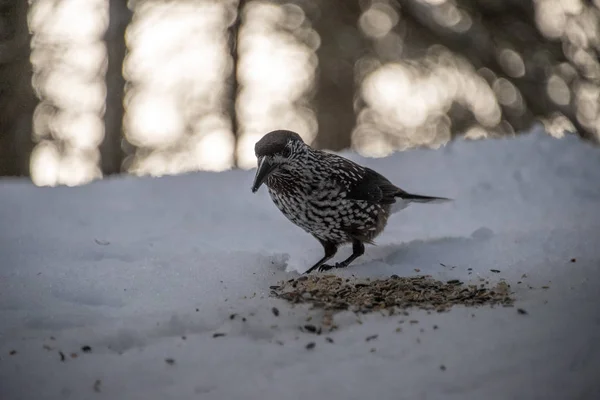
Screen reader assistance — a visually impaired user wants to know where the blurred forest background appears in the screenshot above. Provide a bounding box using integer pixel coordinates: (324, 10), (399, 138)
(0, 0), (599, 186)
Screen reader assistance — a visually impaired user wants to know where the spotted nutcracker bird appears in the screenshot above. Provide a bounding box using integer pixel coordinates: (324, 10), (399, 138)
(251, 130), (450, 274)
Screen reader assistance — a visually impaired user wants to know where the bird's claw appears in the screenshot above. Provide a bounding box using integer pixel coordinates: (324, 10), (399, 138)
(317, 263), (337, 272)
(305, 262), (346, 274)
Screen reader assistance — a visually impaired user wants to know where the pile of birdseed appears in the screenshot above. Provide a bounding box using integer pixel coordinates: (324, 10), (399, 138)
(270, 274), (514, 314)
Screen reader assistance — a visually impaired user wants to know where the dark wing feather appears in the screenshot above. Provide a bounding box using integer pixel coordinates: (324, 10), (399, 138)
(322, 152), (400, 204)
(323, 152), (450, 205)
(347, 167), (401, 204)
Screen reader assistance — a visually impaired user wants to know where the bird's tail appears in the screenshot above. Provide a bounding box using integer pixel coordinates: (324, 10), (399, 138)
(390, 191), (451, 215)
(396, 192), (451, 204)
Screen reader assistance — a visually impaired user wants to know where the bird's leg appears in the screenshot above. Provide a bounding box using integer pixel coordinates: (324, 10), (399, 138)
(318, 240), (365, 272)
(304, 240), (338, 274)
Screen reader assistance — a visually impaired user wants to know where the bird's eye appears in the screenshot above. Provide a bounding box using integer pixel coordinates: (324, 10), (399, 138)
(281, 146), (291, 158)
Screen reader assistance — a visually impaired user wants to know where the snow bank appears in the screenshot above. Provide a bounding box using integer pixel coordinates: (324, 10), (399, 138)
(1, 126), (599, 399)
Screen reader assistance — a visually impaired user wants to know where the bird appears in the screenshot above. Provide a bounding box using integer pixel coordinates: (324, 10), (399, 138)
(251, 129), (450, 274)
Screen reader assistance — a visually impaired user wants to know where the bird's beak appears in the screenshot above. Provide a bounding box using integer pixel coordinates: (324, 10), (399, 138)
(251, 156), (277, 193)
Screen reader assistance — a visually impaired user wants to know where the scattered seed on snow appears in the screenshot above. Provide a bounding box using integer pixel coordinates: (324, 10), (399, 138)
(270, 274), (514, 315)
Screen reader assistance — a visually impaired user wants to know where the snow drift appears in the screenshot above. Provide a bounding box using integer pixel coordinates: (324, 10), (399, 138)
(1, 126), (599, 399)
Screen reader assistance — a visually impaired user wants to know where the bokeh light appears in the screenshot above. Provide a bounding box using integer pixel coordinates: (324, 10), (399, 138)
(21, 0), (600, 186)
(235, 1), (318, 169)
(354, 46), (501, 156)
(29, 0), (107, 186)
(123, 0), (237, 176)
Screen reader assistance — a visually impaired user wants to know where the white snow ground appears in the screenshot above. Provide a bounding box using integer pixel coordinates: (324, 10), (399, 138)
(1, 126), (599, 400)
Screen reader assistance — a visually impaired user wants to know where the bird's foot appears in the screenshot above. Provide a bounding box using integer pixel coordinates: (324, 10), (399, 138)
(305, 262), (349, 274)
(317, 263), (346, 272)
(305, 264), (335, 274)
(316, 264), (334, 272)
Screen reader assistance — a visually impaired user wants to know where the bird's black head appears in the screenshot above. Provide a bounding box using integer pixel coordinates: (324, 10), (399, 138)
(252, 130), (305, 193)
(254, 130), (304, 158)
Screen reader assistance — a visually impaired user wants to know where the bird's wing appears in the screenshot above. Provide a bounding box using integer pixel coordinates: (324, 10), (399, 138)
(324, 154), (400, 204)
(347, 167), (401, 204)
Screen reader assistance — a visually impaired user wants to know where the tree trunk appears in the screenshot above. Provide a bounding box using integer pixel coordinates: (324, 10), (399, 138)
(313, 0), (366, 151)
(101, 0), (133, 175)
(0, 0), (35, 176)
(228, 0), (244, 168)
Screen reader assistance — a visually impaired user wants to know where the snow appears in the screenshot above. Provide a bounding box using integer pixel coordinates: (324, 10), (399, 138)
(1, 126), (600, 399)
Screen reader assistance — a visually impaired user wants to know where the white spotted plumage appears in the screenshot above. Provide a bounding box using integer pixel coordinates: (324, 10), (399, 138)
(265, 141), (389, 244)
(252, 129), (449, 273)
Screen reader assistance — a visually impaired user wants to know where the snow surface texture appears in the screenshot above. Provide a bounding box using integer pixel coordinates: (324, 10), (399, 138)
(1, 127), (599, 400)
